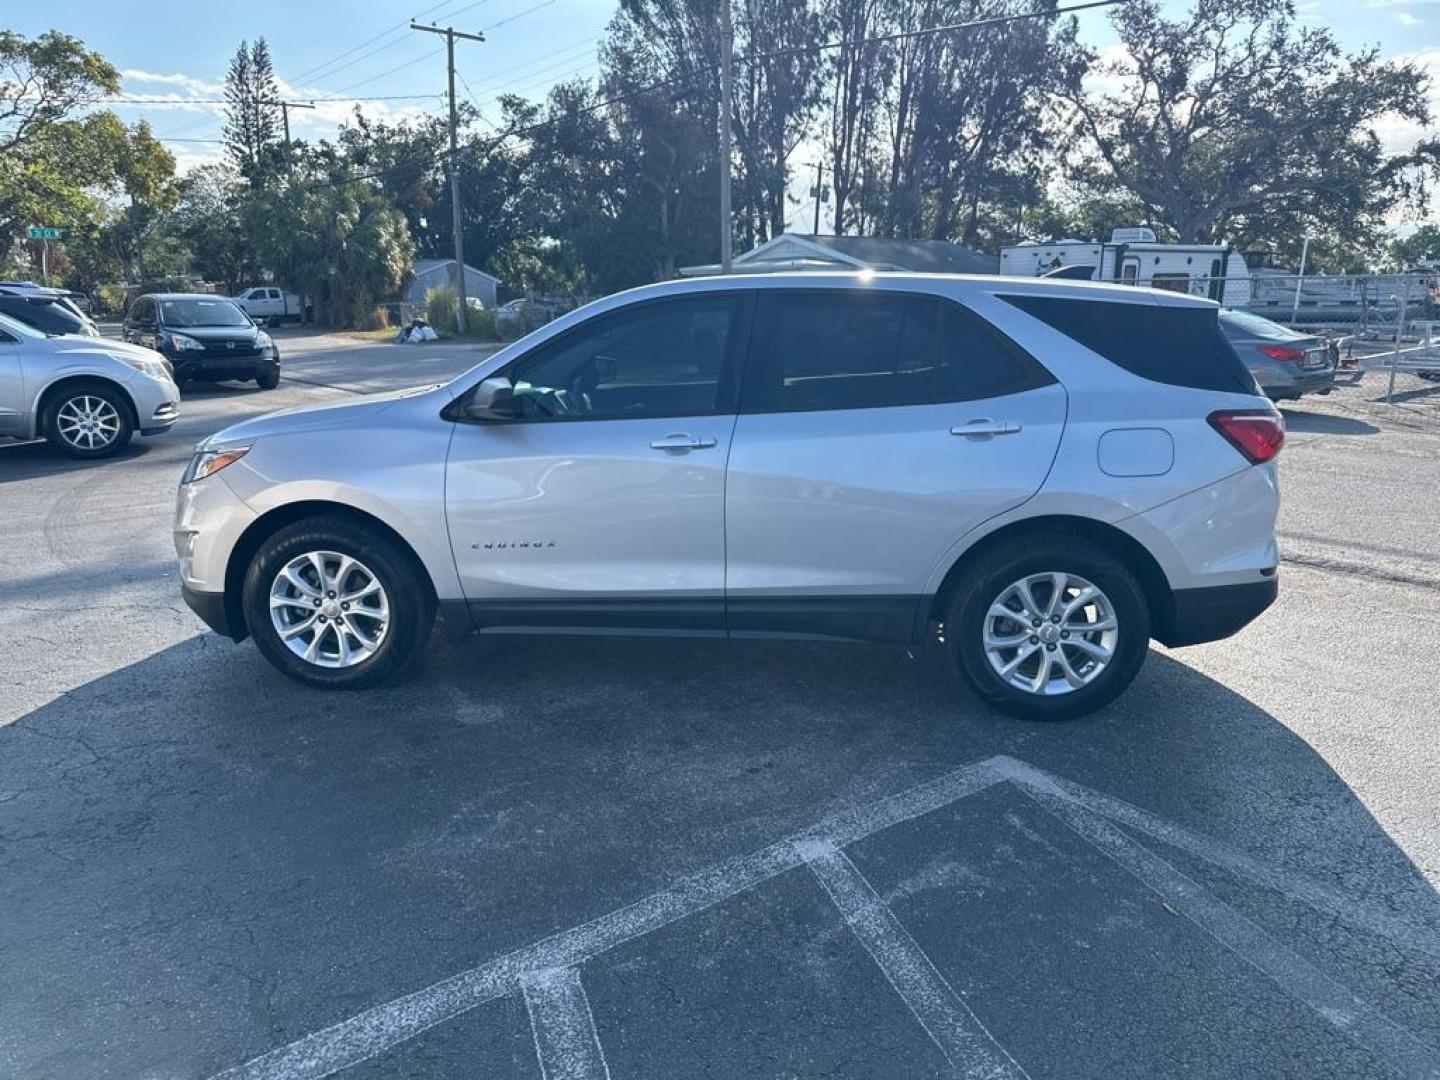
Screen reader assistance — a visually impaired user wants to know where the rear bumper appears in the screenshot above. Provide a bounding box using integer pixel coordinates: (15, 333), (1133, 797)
(1157, 576), (1278, 647)
(181, 584), (235, 638)
(1262, 367), (1335, 399)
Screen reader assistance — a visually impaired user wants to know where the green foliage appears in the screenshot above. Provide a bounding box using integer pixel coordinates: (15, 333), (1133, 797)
(1389, 225), (1440, 270)
(1059, 0), (1436, 252)
(223, 38), (282, 181)
(425, 285), (460, 336)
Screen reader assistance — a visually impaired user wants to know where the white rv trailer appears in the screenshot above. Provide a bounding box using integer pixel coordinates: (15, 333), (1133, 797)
(999, 227), (1251, 307)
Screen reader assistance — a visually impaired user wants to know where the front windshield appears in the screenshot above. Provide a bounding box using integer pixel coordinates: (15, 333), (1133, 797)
(0, 310), (48, 340)
(160, 298), (251, 328)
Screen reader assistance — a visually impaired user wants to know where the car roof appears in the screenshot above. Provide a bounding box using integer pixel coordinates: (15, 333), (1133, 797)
(617, 270), (1220, 310)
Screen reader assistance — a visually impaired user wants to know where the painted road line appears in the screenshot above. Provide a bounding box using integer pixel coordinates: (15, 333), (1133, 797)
(798, 840), (1028, 1080)
(1011, 776), (1440, 1080)
(206, 760), (1002, 1080)
(989, 755), (1440, 960)
(522, 968), (611, 1080)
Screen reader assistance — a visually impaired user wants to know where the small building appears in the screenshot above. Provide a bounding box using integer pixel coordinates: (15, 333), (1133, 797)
(407, 258), (500, 309)
(679, 233), (999, 277)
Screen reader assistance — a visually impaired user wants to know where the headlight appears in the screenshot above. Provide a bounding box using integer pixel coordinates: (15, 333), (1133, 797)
(169, 333), (204, 352)
(182, 444), (251, 484)
(255, 331), (274, 350)
(119, 353), (173, 380)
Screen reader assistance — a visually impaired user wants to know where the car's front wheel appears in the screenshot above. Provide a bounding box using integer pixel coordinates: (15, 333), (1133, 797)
(255, 366), (280, 390)
(946, 533), (1150, 721)
(242, 516), (435, 688)
(42, 382), (135, 458)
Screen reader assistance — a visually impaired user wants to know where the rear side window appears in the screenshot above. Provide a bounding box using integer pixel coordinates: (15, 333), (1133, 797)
(1000, 294), (1255, 394)
(744, 291), (1054, 412)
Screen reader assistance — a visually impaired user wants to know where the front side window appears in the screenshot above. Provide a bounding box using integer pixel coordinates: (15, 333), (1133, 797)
(743, 290), (1053, 412)
(503, 293), (744, 420)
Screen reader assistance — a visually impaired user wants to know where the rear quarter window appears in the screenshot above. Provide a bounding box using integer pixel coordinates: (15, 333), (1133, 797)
(1000, 294), (1256, 394)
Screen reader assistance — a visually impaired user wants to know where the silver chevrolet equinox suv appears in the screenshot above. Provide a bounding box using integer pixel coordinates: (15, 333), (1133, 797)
(175, 273), (1282, 720)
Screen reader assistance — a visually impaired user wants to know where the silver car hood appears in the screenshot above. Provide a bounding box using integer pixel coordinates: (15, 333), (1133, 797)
(45, 335), (158, 364)
(202, 384), (449, 447)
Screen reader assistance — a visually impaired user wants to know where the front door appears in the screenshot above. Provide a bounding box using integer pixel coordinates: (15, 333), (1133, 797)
(445, 291), (751, 635)
(724, 288), (1067, 642)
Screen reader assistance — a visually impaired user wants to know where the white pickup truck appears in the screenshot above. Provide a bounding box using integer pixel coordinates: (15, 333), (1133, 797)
(232, 286), (304, 326)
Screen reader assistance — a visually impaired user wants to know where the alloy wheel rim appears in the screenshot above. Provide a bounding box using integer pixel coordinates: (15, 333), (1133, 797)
(982, 572), (1118, 696)
(269, 551), (390, 669)
(56, 395), (120, 450)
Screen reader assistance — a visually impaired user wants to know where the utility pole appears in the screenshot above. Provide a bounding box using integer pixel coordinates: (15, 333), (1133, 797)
(807, 161), (827, 235)
(718, 0), (733, 274)
(412, 21), (484, 333)
(261, 99), (316, 168)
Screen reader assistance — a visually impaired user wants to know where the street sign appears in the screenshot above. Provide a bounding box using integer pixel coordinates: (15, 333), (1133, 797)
(26, 227), (64, 240)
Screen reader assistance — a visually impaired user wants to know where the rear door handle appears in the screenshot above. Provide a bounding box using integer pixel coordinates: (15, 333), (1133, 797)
(649, 433), (718, 451)
(951, 419), (1022, 438)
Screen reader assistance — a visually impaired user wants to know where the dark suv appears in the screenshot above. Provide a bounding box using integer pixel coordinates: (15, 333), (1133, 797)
(0, 288), (100, 337)
(123, 293), (280, 389)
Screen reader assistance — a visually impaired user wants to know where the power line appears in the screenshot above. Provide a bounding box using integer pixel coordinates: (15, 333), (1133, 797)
(102, 94), (444, 104)
(287, 0), (486, 86)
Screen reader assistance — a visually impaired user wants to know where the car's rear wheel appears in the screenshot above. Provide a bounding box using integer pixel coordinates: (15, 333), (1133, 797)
(946, 533), (1150, 721)
(42, 382), (134, 458)
(242, 516), (435, 688)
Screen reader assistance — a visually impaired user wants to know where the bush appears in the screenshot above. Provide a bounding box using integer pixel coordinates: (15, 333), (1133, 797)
(467, 307), (497, 340)
(425, 285), (460, 336)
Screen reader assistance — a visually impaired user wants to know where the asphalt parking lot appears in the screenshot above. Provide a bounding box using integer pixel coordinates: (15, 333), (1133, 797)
(2, 332), (1439, 1079)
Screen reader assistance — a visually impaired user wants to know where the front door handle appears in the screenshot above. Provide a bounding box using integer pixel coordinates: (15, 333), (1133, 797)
(649, 433), (718, 451)
(951, 419), (1022, 438)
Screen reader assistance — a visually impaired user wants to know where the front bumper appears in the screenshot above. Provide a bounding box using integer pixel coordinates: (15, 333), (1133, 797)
(181, 584), (233, 637)
(125, 372), (180, 435)
(168, 346), (279, 382)
(1157, 576), (1278, 647)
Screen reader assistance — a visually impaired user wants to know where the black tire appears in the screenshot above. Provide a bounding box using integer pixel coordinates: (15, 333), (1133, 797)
(255, 366), (280, 390)
(945, 532), (1150, 721)
(42, 380), (135, 459)
(241, 515), (436, 689)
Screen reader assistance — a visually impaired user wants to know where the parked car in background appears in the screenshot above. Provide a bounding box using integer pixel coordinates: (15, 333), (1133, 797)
(0, 289), (101, 338)
(0, 309), (178, 458)
(232, 286), (305, 327)
(1218, 308), (1335, 401)
(0, 283), (98, 334)
(124, 294), (281, 390)
(176, 275), (1281, 720)
(494, 297), (566, 337)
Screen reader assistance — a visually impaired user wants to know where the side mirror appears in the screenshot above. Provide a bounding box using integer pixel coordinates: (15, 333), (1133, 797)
(464, 376), (516, 420)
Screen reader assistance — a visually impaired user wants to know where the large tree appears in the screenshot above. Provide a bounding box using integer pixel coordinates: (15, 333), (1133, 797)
(223, 38), (282, 180)
(1060, 0), (1438, 252)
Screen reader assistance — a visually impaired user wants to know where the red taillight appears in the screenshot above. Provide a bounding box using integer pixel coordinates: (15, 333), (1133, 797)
(1208, 410), (1285, 464)
(1257, 344), (1307, 363)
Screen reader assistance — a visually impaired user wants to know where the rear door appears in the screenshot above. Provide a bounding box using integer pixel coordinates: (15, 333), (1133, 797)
(724, 288), (1066, 641)
(445, 291), (751, 634)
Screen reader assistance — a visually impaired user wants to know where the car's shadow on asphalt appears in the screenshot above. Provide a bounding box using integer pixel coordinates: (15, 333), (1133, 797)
(0, 438), (152, 484)
(1278, 408), (1381, 436)
(3, 634), (1438, 1077)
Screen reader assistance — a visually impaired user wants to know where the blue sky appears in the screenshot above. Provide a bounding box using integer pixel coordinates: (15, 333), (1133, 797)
(10, 0), (1439, 228)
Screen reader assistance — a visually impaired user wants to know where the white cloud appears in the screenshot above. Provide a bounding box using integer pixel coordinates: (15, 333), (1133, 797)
(1398, 11), (1424, 24)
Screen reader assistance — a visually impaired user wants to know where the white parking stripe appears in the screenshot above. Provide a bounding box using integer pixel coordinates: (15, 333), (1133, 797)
(522, 968), (611, 1080)
(989, 755), (1440, 959)
(207, 760), (1002, 1080)
(799, 840), (1029, 1080)
(1010, 774), (1440, 1080)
